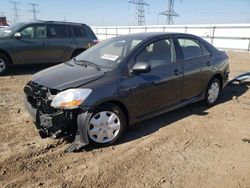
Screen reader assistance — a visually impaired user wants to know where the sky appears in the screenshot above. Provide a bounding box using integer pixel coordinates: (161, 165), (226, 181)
(1, 0), (250, 26)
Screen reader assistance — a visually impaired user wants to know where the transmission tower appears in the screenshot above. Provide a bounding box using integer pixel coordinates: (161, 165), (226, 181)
(129, 0), (149, 26)
(159, 0), (179, 25)
(28, 3), (39, 20)
(9, 1), (20, 24)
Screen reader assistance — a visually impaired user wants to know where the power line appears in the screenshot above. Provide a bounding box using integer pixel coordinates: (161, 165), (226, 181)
(159, 0), (179, 25)
(129, 0), (149, 26)
(28, 3), (40, 20)
(9, 1), (20, 24)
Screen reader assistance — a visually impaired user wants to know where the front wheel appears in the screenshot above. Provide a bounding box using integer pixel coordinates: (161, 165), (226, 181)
(87, 104), (126, 146)
(0, 54), (10, 76)
(204, 78), (221, 106)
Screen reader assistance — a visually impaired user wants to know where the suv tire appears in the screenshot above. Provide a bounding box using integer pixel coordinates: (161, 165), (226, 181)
(0, 54), (10, 76)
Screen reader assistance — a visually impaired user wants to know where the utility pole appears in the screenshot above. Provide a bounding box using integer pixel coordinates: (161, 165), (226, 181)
(28, 3), (39, 20)
(159, 0), (179, 25)
(9, 1), (20, 24)
(129, 0), (149, 26)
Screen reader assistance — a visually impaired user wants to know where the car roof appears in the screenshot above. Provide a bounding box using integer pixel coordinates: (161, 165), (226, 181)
(116, 32), (200, 40)
(19, 20), (88, 27)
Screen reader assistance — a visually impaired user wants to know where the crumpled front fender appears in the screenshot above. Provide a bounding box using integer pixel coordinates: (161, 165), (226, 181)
(65, 111), (93, 152)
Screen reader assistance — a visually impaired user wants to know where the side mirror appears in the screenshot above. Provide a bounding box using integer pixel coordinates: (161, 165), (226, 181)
(131, 62), (151, 74)
(14, 32), (22, 39)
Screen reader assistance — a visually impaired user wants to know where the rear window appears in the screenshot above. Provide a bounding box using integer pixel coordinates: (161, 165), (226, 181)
(73, 26), (86, 37)
(48, 25), (68, 38)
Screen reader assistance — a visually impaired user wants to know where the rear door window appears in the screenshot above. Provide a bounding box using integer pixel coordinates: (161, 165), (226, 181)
(200, 43), (211, 56)
(35, 26), (46, 39)
(178, 38), (202, 59)
(48, 25), (68, 38)
(73, 26), (86, 37)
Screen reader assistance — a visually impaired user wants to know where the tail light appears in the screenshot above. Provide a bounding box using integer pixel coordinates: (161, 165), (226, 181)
(93, 39), (99, 44)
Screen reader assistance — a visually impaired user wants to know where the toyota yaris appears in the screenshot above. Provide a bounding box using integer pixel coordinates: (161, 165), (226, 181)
(24, 32), (229, 150)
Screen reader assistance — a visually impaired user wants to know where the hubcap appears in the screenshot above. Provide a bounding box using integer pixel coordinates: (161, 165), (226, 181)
(208, 82), (220, 103)
(0, 58), (6, 73)
(88, 111), (121, 143)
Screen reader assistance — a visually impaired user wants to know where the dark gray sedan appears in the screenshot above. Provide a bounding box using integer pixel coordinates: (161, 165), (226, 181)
(24, 32), (230, 151)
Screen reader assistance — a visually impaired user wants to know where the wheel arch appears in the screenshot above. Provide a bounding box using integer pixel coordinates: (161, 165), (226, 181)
(94, 100), (130, 127)
(0, 49), (13, 64)
(210, 73), (223, 88)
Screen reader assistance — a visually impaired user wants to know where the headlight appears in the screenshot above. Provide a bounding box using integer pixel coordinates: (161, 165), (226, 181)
(51, 89), (92, 109)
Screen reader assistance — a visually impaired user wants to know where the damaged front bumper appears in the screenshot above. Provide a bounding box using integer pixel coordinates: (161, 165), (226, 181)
(24, 82), (92, 152)
(24, 96), (77, 138)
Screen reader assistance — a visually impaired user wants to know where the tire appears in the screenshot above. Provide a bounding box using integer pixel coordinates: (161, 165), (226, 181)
(0, 54), (10, 76)
(87, 104), (126, 146)
(204, 78), (221, 106)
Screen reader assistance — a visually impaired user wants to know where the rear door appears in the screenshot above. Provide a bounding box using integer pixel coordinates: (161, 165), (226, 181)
(176, 37), (211, 100)
(199, 42), (214, 89)
(72, 25), (97, 52)
(47, 24), (75, 63)
(12, 24), (50, 64)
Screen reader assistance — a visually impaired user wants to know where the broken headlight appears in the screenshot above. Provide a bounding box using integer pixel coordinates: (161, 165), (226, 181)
(50, 89), (92, 109)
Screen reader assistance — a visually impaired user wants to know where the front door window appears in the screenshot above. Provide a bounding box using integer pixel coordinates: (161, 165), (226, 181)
(20, 25), (47, 39)
(135, 38), (176, 69)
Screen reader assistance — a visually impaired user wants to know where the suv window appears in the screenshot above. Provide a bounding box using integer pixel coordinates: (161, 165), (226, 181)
(20, 25), (47, 39)
(73, 26), (86, 37)
(136, 39), (176, 69)
(48, 25), (68, 38)
(178, 38), (202, 59)
(35, 26), (46, 39)
(20, 26), (34, 39)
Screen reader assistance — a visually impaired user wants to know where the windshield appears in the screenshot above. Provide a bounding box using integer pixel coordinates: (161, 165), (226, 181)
(75, 36), (143, 69)
(0, 23), (25, 37)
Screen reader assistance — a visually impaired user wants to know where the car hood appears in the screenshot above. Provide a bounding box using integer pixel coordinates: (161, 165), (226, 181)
(32, 61), (105, 91)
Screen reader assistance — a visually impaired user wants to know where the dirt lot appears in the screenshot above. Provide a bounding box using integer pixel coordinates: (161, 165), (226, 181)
(0, 51), (250, 188)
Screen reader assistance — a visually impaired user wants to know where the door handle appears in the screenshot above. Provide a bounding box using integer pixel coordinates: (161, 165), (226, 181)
(42, 41), (48, 45)
(173, 69), (182, 76)
(206, 61), (212, 66)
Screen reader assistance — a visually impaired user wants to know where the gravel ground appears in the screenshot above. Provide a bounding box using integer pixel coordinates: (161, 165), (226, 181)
(0, 51), (250, 188)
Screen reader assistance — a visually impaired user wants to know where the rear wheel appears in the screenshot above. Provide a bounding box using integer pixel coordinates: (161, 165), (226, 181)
(87, 104), (126, 146)
(204, 78), (221, 106)
(0, 54), (10, 76)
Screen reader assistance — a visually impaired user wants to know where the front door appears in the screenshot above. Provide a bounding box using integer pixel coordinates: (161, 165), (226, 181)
(126, 38), (183, 118)
(13, 25), (51, 64)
